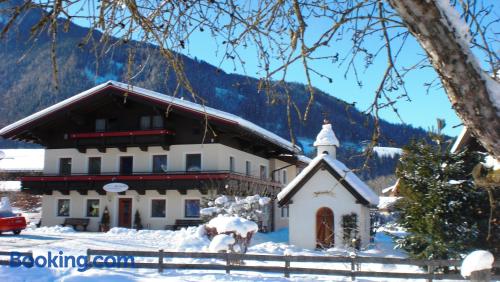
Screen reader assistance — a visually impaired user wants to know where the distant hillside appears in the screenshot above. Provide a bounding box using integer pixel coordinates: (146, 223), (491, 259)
(0, 2), (430, 179)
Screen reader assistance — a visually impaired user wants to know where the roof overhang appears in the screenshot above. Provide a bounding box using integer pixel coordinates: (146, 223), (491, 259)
(277, 155), (379, 207)
(0, 81), (301, 154)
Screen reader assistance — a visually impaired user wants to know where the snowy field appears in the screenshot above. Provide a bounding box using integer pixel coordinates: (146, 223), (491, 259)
(0, 225), (461, 282)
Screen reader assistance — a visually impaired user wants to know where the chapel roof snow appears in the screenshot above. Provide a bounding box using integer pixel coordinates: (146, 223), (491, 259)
(0, 81), (301, 154)
(313, 123), (339, 147)
(277, 153), (379, 206)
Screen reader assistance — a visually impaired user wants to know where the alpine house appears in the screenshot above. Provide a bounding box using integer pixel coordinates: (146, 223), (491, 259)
(277, 120), (379, 250)
(0, 81), (306, 231)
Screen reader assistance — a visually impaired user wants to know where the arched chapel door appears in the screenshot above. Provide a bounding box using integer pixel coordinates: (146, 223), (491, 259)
(316, 207), (334, 249)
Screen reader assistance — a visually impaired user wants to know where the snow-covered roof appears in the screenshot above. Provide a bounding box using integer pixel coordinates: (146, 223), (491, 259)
(297, 155), (312, 164)
(277, 153), (379, 206)
(0, 149), (44, 171)
(313, 123), (339, 147)
(0, 81), (301, 154)
(382, 179), (400, 195)
(450, 126), (469, 153)
(373, 147), (402, 158)
(378, 196), (400, 210)
(0, 181), (21, 191)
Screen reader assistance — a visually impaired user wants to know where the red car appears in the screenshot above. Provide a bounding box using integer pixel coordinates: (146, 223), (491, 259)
(0, 211), (26, 235)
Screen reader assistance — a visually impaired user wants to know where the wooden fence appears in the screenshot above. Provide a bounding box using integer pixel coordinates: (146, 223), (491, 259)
(0, 250), (33, 266)
(86, 249), (500, 281)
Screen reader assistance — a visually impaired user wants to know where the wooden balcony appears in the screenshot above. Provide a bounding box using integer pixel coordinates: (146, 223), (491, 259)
(20, 171), (283, 196)
(66, 129), (176, 152)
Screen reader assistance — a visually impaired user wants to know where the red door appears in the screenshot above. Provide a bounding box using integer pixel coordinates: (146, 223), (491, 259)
(118, 198), (132, 228)
(316, 207), (334, 249)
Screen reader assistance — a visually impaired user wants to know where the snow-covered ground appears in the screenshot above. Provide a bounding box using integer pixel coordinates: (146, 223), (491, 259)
(0, 149), (44, 171)
(0, 224), (456, 282)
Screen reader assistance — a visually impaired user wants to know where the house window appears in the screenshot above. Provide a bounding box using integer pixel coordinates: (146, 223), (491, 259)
(229, 156), (235, 172)
(282, 170), (287, 184)
(59, 158), (72, 175)
(186, 154), (201, 172)
(88, 157), (101, 175)
(86, 199), (100, 217)
(140, 116), (151, 130)
(260, 165), (267, 180)
(185, 199), (200, 218)
(95, 119), (106, 132)
(281, 206), (289, 218)
(151, 199), (166, 218)
(120, 156), (133, 175)
(152, 155), (168, 173)
(273, 171), (279, 183)
(57, 199), (70, 217)
(245, 161), (251, 176)
(152, 115), (164, 129)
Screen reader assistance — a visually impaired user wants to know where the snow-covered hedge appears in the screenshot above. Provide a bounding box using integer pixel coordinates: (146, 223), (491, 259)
(205, 215), (259, 254)
(461, 250), (494, 277)
(200, 194), (270, 224)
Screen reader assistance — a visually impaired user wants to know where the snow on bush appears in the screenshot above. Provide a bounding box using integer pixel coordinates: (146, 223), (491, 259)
(461, 250), (494, 277)
(206, 215), (258, 238)
(209, 234), (235, 252)
(200, 194), (271, 223)
(205, 215), (259, 254)
(0, 197), (13, 212)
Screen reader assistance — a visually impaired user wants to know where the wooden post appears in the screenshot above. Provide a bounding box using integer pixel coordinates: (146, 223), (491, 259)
(427, 264), (434, 282)
(284, 255), (290, 278)
(86, 249), (91, 269)
(158, 249), (164, 273)
(350, 256), (356, 281)
(470, 269), (491, 282)
(225, 252), (230, 274)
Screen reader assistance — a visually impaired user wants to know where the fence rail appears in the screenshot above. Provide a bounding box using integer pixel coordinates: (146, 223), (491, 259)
(0, 250), (33, 266)
(85, 249), (500, 281)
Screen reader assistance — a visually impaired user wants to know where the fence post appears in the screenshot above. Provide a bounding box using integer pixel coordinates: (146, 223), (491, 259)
(427, 264), (434, 282)
(225, 251), (230, 274)
(158, 249), (164, 273)
(350, 256), (356, 281)
(86, 249), (91, 269)
(284, 255), (290, 278)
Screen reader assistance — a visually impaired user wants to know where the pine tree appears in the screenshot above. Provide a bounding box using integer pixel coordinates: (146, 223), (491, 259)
(394, 140), (490, 259)
(134, 210), (143, 230)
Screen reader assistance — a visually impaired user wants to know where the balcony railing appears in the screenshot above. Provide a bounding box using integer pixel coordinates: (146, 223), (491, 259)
(68, 129), (175, 139)
(21, 170), (275, 182)
(20, 170), (283, 195)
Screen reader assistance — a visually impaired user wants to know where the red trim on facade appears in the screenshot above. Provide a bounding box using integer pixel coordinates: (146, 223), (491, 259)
(69, 129), (175, 139)
(20, 173), (232, 182)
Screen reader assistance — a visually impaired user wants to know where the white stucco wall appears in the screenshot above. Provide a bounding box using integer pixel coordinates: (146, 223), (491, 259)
(43, 144), (271, 178)
(42, 189), (205, 231)
(288, 169), (371, 249)
(39, 143), (298, 231)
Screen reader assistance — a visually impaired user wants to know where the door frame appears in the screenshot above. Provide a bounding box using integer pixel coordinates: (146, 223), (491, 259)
(116, 197), (133, 228)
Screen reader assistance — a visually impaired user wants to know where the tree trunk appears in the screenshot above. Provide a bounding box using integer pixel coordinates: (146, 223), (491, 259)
(388, 0), (500, 159)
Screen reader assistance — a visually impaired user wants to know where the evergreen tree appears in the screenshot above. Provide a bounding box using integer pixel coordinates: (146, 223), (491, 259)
(134, 210), (143, 230)
(395, 140), (490, 259)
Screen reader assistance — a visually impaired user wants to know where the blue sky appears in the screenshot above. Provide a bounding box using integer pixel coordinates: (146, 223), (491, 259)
(182, 23), (462, 136)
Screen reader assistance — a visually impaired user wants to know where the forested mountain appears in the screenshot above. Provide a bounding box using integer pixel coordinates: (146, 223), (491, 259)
(0, 2), (431, 179)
